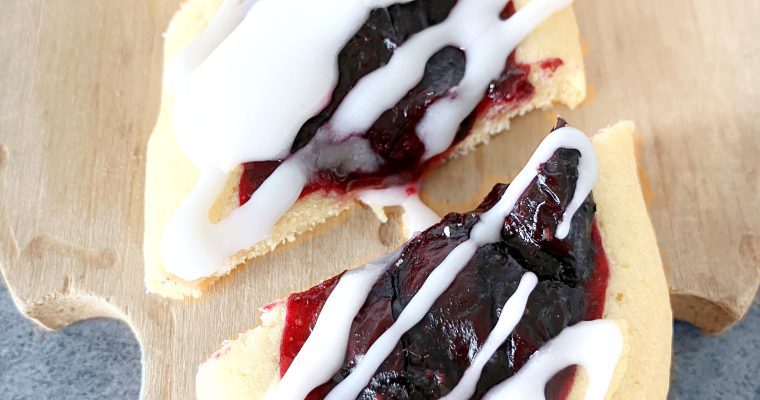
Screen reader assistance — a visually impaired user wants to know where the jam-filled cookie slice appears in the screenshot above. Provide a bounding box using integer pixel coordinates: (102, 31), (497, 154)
(195, 121), (672, 399)
(144, 0), (586, 298)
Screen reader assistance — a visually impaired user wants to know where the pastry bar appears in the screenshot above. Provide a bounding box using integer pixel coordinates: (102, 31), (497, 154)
(144, 0), (586, 298)
(196, 120), (672, 399)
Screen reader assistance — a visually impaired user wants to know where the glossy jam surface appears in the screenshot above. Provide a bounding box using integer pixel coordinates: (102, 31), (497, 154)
(239, 160), (283, 205)
(279, 273), (343, 375)
(278, 141), (610, 399)
(237, 0), (555, 205)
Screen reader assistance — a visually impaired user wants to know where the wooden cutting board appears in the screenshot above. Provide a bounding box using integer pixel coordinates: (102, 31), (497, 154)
(1, 1), (758, 399)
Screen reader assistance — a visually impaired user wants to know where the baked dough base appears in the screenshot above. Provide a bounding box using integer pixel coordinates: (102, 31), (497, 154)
(195, 122), (673, 400)
(144, 0), (586, 298)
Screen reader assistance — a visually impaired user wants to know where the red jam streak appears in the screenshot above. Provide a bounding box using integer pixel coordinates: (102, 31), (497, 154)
(540, 57), (565, 75)
(277, 130), (610, 399)
(585, 223), (610, 321)
(238, 160), (283, 205)
(278, 273), (343, 375)
(474, 53), (534, 119)
(237, 0), (564, 206)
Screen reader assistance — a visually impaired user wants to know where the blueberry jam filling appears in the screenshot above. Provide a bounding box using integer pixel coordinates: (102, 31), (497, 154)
(278, 121), (610, 400)
(238, 0), (561, 205)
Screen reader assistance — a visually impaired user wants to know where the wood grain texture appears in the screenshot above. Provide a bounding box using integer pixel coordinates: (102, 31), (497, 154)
(0, 1), (757, 399)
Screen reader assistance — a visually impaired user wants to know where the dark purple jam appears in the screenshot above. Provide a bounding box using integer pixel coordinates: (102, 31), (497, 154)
(277, 121), (610, 400)
(237, 0), (562, 205)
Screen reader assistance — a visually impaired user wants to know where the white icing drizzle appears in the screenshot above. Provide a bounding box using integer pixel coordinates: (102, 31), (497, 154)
(440, 272), (538, 400)
(357, 186), (440, 238)
(328, 0), (572, 157)
(472, 126), (597, 242)
(264, 251), (398, 400)
(482, 320), (623, 400)
(163, 159), (307, 280)
(166, 0), (259, 93)
(164, 0), (575, 279)
(172, 0), (402, 170)
(417, 0), (572, 159)
(325, 240), (478, 400)
(325, 126), (597, 399)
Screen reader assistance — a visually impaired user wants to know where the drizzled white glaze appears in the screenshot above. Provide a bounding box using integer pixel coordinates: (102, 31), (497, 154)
(482, 320), (623, 400)
(172, 0), (409, 170)
(440, 272), (538, 400)
(472, 126), (597, 242)
(164, 0), (574, 279)
(166, 0), (259, 93)
(325, 240), (479, 400)
(328, 0), (573, 159)
(264, 251), (399, 400)
(357, 186), (440, 238)
(418, 0), (572, 159)
(163, 159), (307, 280)
(325, 126), (597, 399)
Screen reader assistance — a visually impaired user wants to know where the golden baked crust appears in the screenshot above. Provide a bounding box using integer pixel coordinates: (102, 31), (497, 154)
(196, 304), (285, 399)
(195, 122), (672, 399)
(144, 0), (586, 298)
(582, 122), (672, 399)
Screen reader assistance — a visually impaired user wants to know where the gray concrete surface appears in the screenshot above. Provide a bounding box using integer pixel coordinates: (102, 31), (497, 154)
(0, 279), (757, 399)
(0, 281), (140, 400)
